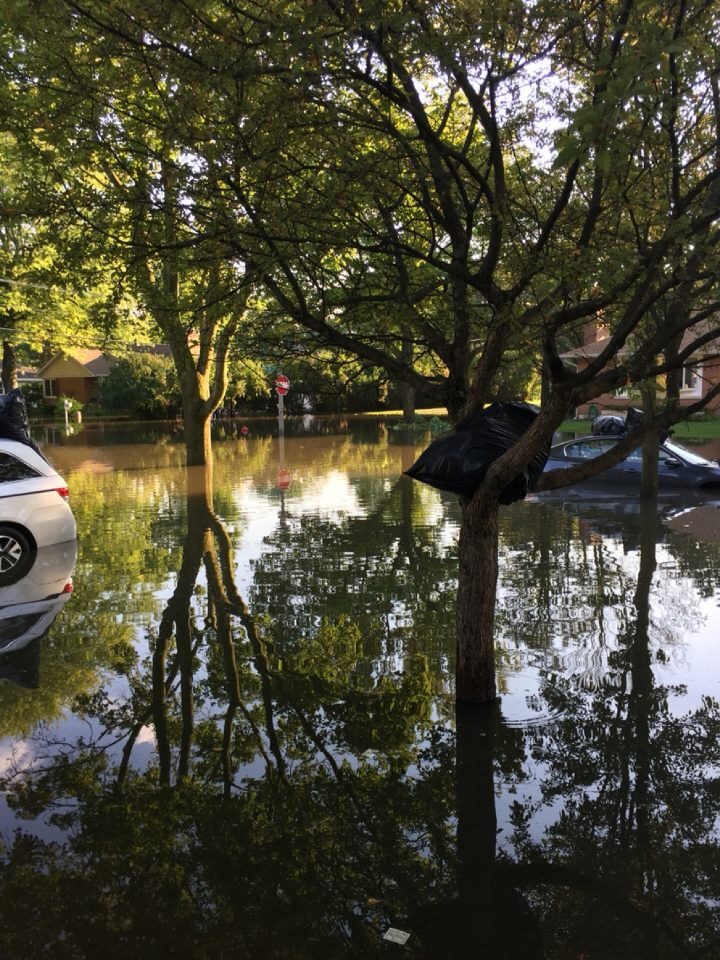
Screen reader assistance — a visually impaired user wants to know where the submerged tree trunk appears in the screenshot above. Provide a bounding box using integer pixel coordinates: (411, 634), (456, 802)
(640, 432), (660, 501)
(183, 388), (213, 469)
(456, 495), (500, 703)
(640, 383), (659, 500)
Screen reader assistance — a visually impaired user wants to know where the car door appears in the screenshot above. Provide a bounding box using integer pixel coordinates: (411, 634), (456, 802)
(614, 445), (643, 484)
(614, 443), (693, 488)
(560, 438), (628, 484)
(656, 445), (691, 489)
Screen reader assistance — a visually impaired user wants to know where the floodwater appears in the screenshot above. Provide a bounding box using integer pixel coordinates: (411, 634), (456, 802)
(1, 416), (720, 959)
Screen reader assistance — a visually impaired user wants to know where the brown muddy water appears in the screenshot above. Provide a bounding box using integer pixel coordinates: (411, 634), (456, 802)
(1, 416), (720, 959)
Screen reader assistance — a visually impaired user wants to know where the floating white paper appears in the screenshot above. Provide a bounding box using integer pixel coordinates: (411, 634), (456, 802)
(383, 928), (410, 945)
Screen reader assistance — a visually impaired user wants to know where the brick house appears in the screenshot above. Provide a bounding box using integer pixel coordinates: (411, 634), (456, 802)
(562, 322), (720, 418)
(36, 345), (174, 406)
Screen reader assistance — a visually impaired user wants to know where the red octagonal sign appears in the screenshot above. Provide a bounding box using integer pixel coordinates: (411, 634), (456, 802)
(275, 374), (290, 396)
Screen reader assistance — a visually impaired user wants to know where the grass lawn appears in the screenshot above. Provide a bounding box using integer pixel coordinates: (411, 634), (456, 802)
(360, 408), (448, 418)
(559, 417), (720, 439)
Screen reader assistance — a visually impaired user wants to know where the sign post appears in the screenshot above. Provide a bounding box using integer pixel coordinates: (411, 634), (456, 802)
(275, 374), (290, 438)
(275, 373), (290, 506)
(274, 374), (291, 514)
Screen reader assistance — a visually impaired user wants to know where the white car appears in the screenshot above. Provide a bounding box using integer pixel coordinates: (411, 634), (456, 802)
(0, 439), (77, 584)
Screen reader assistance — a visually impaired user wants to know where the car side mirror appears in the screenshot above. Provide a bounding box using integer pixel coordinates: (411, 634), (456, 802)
(663, 458), (681, 468)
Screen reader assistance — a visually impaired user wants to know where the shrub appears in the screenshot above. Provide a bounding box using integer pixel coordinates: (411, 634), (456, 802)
(19, 381), (44, 411)
(100, 353), (181, 419)
(54, 395), (84, 419)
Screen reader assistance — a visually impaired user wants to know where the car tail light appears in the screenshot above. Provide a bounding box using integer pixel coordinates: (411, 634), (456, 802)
(62, 580), (73, 594)
(56, 487), (70, 501)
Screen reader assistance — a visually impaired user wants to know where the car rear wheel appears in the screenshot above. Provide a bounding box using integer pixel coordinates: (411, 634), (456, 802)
(0, 525), (35, 585)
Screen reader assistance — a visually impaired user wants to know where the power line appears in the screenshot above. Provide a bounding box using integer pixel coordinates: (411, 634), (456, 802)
(0, 276), (60, 292)
(0, 325), (287, 377)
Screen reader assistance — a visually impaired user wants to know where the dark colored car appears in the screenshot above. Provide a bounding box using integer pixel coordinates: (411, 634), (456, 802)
(544, 435), (720, 491)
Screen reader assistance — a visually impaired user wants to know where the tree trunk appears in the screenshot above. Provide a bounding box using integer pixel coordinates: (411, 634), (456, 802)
(456, 496), (500, 703)
(182, 382), (213, 469)
(399, 380), (415, 422)
(540, 361), (552, 409)
(1, 340), (17, 393)
(640, 433), (660, 500)
(399, 328), (415, 422)
(640, 383), (659, 500)
(184, 414), (213, 468)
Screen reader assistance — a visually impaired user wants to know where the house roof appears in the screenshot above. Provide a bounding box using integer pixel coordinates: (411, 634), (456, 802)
(36, 349), (110, 378)
(35, 344), (173, 378)
(130, 344), (173, 357)
(16, 367), (42, 382)
(561, 322), (720, 362)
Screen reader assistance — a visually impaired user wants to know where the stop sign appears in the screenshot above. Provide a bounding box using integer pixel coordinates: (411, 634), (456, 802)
(277, 468), (291, 490)
(275, 374), (290, 396)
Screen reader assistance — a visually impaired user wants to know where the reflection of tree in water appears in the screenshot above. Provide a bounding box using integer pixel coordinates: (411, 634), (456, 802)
(495, 499), (718, 692)
(0, 480), (456, 957)
(250, 474), (459, 684)
(1, 491), (720, 957)
(500, 500), (720, 957)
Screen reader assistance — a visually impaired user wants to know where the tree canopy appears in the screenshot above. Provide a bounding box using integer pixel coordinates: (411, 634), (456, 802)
(3, 0), (720, 699)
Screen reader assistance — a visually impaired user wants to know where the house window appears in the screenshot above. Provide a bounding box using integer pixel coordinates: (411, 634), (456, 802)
(43, 379), (59, 398)
(680, 364), (702, 397)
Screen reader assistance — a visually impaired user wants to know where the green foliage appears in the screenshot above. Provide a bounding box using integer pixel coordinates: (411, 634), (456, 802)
(226, 357), (270, 409)
(100, 353), (181, 419)
(53, 394), (83, 419)
(1, 0), (720, 440)
(389, 415), (448, 434)
(271, 356), (402, 414)
(18, 381), (43, 411)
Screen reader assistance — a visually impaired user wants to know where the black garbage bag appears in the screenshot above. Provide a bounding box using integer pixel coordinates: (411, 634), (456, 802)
(591, 414), (626, 436)
(625, 406), (645, 431)
(624, 405), (672, 441)
(0, 388), (42, 454)
(592, 406), (646, 437)
(404, 401), (551, 505)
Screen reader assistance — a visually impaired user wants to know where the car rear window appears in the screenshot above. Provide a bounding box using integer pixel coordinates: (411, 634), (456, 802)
(0, 452), (42, 482)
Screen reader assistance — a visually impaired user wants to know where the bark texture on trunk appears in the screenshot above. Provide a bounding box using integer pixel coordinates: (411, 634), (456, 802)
(399, 380), (415, 422)
(456, 496), (500, 703)
(183, 388), (213, 468)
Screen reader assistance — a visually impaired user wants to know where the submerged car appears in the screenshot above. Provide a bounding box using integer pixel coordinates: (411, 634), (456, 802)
(0, 439), (77, 584)
(544, 435), (720, 491)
